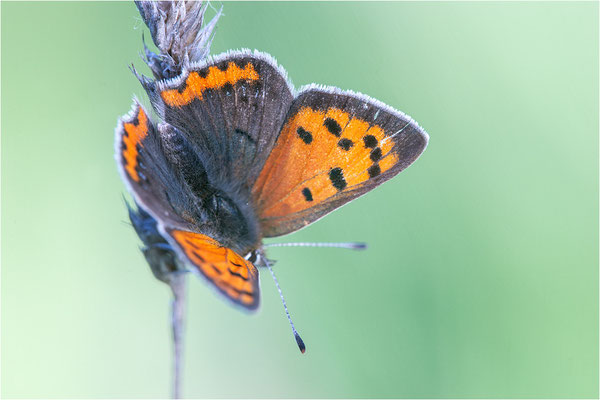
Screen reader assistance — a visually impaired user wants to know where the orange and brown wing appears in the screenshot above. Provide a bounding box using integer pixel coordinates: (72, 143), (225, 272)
(143, 50), (294, 192)
(115, 101), (192, 229)
(167, 229), (260, 310)
(252, 86), (429, 237)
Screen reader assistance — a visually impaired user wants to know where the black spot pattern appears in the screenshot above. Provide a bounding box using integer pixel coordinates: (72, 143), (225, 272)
(324, 118), (342, 137)
(337, 138), (354, 151)
(363, 135), (378, 148)
(302, 187), (313, 202)
(370, 147), (382, 162)
(296, 127), (313, 144)
(228, 268), (249, 281)
(191, 250), (206, 262)
(368, 164), (381, 178)
(329, 167), (347, 191)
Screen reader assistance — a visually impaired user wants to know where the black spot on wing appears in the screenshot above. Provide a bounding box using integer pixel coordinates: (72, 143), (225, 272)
(370, 147), (382, 162)
(191, 250), (206, 262)
(329, 167), (347, 191)
(338, 138), (354, 151)
(296, 127), (313, 144)
(228, 268), (249, 281)
(198, 68), (209, 78)
(324, 118), (342, 137)
(363, 135), (378, 148)
(368, 164), (381, 178)
(182, 237), (199, 250)
(302, 187), (313, 202)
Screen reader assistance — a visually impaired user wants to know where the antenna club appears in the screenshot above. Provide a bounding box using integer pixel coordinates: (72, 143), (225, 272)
(295, 333), (306, 354)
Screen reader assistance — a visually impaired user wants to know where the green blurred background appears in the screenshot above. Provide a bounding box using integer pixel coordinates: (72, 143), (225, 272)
(2, 1), (598, 398)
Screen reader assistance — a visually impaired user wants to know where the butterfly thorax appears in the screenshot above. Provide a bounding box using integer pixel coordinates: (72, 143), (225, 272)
(159, 123), (261, 255)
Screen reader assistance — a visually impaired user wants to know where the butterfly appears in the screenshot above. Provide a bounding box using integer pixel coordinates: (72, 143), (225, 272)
(115, 49), (428, 344)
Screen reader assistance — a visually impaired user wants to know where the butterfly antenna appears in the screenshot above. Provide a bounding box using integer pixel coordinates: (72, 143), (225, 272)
(169, 274), (186, 399)
(260, 252), (306, 354)
(264, 242), (367, 250)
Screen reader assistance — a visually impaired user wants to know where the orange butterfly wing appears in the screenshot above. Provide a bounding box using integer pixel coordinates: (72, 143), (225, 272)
(252, 87), (429, 237)
(168, 229), (260, 310)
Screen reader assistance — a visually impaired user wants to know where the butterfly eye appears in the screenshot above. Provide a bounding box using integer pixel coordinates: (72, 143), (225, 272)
(245, 250), (258, 264)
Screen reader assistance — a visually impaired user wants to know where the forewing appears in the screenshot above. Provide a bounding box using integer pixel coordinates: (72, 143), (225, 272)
(115, 101), (192, 229)
(143, 50), (294, 192)
(252, 86), (429, 237)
